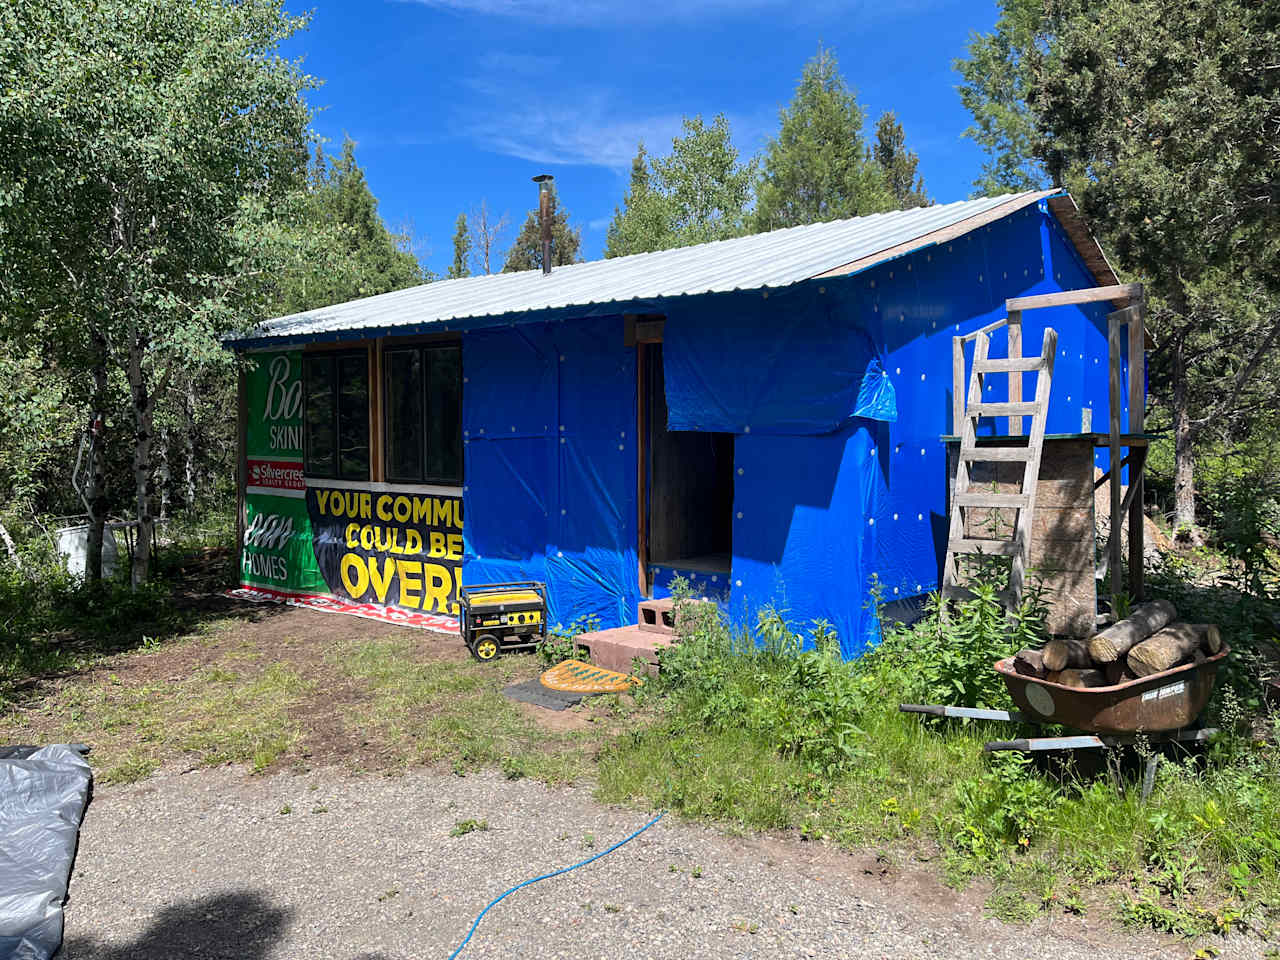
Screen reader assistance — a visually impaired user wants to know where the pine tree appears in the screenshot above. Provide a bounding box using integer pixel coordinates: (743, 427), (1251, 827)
(754, 46), (893, 231)
(605, 116), (754, 258)
(448, 213), (470, 279)
(269, 138), (426, 316)
(501, 188), (581, 273)
(953, 0), (1054, 195)
(1032, 0), (1280, 535)
(872, 112), (929, 209)
(605, 143), (675, 258)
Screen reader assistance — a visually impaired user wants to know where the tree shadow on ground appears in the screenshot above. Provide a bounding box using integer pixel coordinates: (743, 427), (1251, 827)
(60, 890), (295, 960)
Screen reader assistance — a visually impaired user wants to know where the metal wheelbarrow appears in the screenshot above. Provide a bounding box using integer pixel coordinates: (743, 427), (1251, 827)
(900, 645), (1229, 800)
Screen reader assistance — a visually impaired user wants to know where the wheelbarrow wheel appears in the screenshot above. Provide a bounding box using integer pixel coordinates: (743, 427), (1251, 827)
(471, 634), (501, 662)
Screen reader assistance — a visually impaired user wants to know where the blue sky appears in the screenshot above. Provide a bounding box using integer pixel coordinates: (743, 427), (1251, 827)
(284, 0), (1000, 276)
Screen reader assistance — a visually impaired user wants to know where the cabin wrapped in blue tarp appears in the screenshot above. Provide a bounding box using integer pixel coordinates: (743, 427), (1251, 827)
(226, 189), (1140, 659)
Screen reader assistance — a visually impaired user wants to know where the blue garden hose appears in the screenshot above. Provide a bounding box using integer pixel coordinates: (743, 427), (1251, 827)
(446, 809), (667, 959)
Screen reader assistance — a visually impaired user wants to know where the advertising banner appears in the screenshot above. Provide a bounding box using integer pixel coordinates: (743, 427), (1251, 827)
(239, 347), (465, 624)
(306, 486), (464, 616)
(245, 350), (304, 494)
(240, 492), (327, 594)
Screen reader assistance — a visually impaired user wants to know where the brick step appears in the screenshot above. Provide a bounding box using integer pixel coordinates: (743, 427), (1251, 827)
(577, 625), (672, 676)
(637, 597), (675, 635)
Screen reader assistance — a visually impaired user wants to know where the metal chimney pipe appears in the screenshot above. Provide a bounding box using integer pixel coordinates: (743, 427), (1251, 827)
(532, 174), (554, 275)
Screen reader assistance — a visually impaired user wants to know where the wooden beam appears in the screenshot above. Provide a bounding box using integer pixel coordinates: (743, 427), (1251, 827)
(235, 364), (247, 577)
(636, 342), (649, 598)
(1108, 311), (1124, 611)
(1008, 310), (1022, 436)
(1006, 283), (1144, 312)
(369, 341), (383, 483)
(1128, 445), (1147, 601)
(813, 189), (1058, 280)
(1093, 453), (1134, 489)
(1127, 301), (1147, 601)
(952, 336), (964, 436)
(957, 316), (1012, 343)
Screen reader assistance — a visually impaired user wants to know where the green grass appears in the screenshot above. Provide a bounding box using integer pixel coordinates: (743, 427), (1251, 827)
(10, 656), (314, 784)
(3, 519), (1276, 941)
(597, 575), (1280, 939)
(0, 505), (239, 702)
(331, 637), (597, 782)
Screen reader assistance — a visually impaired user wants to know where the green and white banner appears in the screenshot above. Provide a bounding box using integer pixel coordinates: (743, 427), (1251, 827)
(238, 349), (463, 624)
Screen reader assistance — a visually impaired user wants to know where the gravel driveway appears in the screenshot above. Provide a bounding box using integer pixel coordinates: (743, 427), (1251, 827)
(60, 765), (1256, 960)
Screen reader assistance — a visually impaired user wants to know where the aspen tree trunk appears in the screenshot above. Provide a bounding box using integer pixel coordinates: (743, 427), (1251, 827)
(1171, 334), (1198, 538)
(84, 349), (110, 583)
(157, 425), (170, 520)
(184, 381), (197, 507)
(128, 337), (156, 586)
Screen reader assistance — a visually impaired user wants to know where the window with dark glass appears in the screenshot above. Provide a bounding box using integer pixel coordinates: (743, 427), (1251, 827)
(384, 343), (462, 484)
(304, 351), (369, 480)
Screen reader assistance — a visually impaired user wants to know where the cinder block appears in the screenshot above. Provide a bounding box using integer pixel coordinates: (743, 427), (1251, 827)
(637, 597), (675, 635)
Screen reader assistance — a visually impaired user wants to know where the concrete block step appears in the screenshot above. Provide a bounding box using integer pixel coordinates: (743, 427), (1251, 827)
(637, 597), (675, 635)
(578, 624), (672, 676)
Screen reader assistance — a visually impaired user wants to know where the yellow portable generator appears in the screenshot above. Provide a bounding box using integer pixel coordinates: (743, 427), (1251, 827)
(458, 581), (548, 662)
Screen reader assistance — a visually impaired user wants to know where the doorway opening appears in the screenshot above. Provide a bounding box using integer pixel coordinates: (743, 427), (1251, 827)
(640, 343), (734, 589)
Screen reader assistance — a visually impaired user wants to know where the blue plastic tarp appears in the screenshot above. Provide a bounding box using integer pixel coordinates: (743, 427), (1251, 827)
(662, 285), (897, 435)
(462, 317), (639, 631)
(457, 201), (1136, 657)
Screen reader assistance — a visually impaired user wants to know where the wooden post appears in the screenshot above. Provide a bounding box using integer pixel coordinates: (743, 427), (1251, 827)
(1108, 311), (1123, 612)
(235, 364), (247, 582)
(1007, 310), (1022, 436)
(952, 336), (964, 436)
(636, 342), (649, 598)
(1127, 298), (1147, 601)
(369, 340), (383, 482)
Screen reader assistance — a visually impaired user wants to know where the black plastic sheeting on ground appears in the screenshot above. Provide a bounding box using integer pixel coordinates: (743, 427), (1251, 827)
(502, 680), (585, 712)
(0, 745), (93, 960)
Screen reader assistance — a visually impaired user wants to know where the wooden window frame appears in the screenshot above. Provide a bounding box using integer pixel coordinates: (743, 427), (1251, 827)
(302, 346), (371, 481)
(381, 339), (464, 486)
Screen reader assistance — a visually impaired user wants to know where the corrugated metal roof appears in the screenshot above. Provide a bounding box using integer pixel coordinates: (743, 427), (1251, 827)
(229, 190), (1054, 346)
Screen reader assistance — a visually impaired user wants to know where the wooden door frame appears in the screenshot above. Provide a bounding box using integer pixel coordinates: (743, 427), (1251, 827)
(636, 342), (650, 598)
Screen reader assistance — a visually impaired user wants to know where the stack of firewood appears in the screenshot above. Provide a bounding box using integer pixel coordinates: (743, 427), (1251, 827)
(1013, 599), (1222, 687)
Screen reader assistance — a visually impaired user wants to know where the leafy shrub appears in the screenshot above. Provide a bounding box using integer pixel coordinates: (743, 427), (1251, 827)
(865, 571), (1047, 709)
(953, 750), (1060, 852)
(655, 580), (867, 777)
(537, 613), (600, 665)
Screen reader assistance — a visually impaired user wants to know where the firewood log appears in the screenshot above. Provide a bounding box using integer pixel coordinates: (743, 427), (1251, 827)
(1127, 623), (1219, 678)
(1088, 599), (1177, 663)
(1042, 636), (1092, 672)
(1104, 659), (1137, 686)
(1013, 648), (1047, 678)
(1201, 624), (1223, 655)
(1047, 668), (1108, 688)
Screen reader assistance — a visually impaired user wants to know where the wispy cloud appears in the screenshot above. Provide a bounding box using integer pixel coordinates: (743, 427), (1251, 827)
(465, 100), (685, 170)
(457, 53), (773, 171)
(462, 96), (776, 172)
(393, 0), (944, 26)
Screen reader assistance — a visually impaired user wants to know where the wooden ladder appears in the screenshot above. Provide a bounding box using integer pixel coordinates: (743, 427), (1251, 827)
(942, 324), (1058, 608)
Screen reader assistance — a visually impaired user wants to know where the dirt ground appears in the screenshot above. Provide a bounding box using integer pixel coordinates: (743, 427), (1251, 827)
(0, 595), (612, 784)
(59, 763), (1250, 960)
(2, 595), (1270, 957)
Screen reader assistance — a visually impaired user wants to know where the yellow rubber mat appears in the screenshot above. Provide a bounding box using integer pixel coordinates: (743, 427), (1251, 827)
(540, 659), (642, 693)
